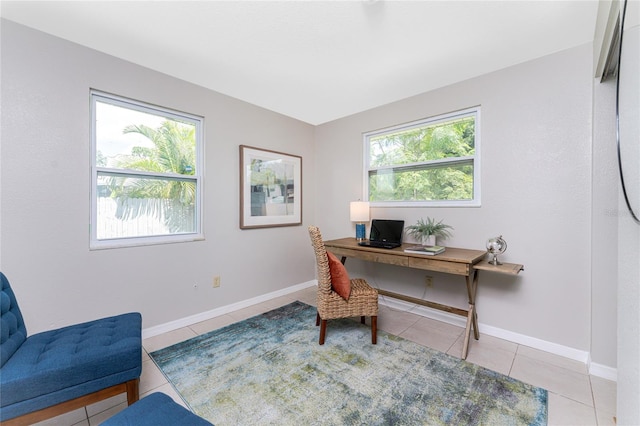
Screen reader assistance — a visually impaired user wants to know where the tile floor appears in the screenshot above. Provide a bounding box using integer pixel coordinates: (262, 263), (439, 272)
(35, 286), (617, 425)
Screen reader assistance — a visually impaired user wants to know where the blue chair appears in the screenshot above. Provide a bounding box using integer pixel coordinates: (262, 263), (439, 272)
(0, 272), (142, 425)
(101, 392), (213, 425)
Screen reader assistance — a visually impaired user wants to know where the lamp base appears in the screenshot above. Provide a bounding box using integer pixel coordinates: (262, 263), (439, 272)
(355, 223), (366, 241)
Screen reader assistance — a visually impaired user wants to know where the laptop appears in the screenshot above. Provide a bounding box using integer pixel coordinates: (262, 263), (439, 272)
(358, 219), (405, 249)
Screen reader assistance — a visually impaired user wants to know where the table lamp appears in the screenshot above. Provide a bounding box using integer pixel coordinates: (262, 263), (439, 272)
(350, 201), (370, 241)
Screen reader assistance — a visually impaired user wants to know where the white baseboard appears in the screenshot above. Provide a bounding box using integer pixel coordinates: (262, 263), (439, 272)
(589, 362), (618, 381)
(143, 280), (617, 381)
(379, 296), (617, 381)
(142, 280), (316, 339)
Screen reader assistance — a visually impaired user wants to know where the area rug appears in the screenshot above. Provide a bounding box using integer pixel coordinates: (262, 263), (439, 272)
(150, 301), (547, 425)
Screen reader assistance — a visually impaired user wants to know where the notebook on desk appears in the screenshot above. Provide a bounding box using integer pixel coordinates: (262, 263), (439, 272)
(358, 219), (405, 249)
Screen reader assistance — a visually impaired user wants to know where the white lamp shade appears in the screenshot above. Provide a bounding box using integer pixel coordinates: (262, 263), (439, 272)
(350, 201), (370, 222)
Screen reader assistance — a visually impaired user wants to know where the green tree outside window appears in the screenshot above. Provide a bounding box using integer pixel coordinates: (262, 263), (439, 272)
(367, 111), (477, 203)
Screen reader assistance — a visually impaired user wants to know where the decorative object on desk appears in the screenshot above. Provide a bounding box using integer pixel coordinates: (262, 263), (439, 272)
(405, 217), (453, 246)
(404, 245), (446, 255)
(239, 145), (302, 229)
(150, 301), (548, 426)
(486, 235), (507, 265)
(349, 201), (370, 241)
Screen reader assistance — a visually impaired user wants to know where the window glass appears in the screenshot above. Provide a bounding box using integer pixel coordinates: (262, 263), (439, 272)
(91, 91), (203, 248)
(365, 108), (480, 206)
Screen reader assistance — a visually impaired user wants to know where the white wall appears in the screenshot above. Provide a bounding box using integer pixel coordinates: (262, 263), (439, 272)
(589, 1), (621, 377)
(591, 76), (619, 372)
(592, 0), (640, 421)
(315, 44), (598, 357)
(0, 20), (316, 333)
(615, 0), (640, 422)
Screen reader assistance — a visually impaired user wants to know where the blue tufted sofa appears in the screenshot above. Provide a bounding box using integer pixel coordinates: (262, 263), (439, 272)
(0, 272), (142, 425)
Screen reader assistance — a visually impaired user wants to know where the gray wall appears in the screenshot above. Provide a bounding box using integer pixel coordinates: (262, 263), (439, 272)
(591, 76), (619, 372)
(0, 20), (316, 332)
(314, 43), (612, 367)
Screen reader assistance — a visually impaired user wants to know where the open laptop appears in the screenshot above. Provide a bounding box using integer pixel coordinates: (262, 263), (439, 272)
(358, 219), (405, 249)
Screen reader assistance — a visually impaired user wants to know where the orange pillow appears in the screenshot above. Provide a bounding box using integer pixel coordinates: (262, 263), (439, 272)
(326, 251), (351, 300)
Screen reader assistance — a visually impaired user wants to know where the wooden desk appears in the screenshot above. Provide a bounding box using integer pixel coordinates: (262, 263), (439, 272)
(324, 238), (522, 359)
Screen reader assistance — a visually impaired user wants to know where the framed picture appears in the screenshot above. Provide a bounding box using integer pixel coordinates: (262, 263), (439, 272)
(239, 145), (302, 229)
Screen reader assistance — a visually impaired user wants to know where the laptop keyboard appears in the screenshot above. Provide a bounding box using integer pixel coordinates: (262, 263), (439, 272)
(358, 241), (399, 249)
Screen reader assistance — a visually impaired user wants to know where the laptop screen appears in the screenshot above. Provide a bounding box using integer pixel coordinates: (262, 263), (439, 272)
(369, 219), (405, 244)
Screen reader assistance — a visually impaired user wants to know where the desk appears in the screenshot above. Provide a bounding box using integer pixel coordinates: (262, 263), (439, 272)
(324, 238), (523, 359)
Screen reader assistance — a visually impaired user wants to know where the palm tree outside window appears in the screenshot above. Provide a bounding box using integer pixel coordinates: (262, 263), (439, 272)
(90, 91), (203, 249)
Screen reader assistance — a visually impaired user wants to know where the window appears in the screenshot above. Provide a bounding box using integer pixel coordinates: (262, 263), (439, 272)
(90, 91), (203, 249)
(364, 107), (480, 207)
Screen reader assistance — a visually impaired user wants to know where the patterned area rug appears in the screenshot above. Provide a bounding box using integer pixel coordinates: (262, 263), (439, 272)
(150, 301), (547, 425)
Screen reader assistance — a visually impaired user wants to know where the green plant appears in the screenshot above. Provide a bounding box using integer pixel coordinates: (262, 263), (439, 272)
(405, 217), (453, 241)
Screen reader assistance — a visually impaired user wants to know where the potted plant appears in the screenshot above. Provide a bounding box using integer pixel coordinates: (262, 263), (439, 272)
(405, 218), (453, 246)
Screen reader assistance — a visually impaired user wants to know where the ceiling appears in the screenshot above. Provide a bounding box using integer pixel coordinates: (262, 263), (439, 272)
(1, 1), (599, 125)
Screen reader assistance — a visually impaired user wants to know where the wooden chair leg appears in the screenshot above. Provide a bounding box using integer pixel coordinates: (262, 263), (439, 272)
(371, 316), (377, 344)
(125, 378), (140, 405)
(2, 380), (136, 426)
(360, 316), (366, 324)
(319, 319), (327, 345)
(316, 312), (320, 326)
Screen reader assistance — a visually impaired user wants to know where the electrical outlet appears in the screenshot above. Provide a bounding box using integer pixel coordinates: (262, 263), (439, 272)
(425, 276), (433, 288)
(212, 276), (221, 288)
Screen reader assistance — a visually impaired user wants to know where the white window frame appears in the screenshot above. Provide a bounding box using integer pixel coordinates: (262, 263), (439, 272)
(363, 107), (481, 207)
(90, 90), (204, 249)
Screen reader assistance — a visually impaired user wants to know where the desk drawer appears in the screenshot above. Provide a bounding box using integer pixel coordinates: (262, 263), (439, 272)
(327, 247), (409, 267)
(408, 257), (470, 275)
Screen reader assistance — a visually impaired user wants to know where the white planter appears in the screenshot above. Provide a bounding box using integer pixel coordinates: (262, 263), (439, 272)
(422, 235), (437, 246)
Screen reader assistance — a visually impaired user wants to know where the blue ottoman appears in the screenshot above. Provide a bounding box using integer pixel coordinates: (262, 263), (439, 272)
(101, 392), (213, 425)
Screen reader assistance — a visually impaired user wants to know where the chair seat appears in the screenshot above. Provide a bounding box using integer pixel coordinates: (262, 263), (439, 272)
(0, 313), (141, 419)
(320, 278), (378, 320)
(101, 392), (213, 425)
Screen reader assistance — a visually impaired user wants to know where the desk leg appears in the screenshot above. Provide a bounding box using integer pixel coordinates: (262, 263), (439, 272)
(461, 269), (480, 359)
(471, 270), (479, 340)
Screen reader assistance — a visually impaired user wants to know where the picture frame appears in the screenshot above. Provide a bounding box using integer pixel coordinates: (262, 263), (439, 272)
(239, 145), (302, 229)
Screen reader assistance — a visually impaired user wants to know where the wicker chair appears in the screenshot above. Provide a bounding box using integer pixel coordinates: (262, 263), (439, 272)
(308, 226), (378, 344)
